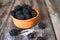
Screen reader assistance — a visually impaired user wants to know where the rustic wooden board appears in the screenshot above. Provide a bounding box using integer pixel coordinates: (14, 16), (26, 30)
(0, 0), (56, 40)
(0, 0), (15, 39)
(45, 0), (60, 40)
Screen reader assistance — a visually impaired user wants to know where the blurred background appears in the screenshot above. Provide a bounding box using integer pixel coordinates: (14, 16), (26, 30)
(0, 0), (60, 40)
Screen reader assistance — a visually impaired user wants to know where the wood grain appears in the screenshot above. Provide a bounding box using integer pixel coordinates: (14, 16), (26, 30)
(45, 0), (60, 40)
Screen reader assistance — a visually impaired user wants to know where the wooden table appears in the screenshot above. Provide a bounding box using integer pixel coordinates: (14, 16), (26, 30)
(0, 0), (59, 40)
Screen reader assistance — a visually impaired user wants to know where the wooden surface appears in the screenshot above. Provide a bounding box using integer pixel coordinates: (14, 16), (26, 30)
(0, 0), (57, 40)
(45, 0), (60, 40)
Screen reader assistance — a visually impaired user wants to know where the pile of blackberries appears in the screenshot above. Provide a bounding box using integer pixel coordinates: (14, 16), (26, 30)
(10, 4), (37, 20)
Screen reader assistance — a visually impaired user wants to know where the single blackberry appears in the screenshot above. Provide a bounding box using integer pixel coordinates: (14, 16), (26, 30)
(27, 5), (32, 11)
(9, 29), (19, 36)
(16, 11), (23, 15)
(24, 13), (31, 19)
(31, 11), (36, 17)
(22, 4), (28, 9)
(14, 5), (22, 12)
(16, 14), (26, 20)
(22, 4), (32, 10)
(23, 8), (29, 14)
(27, 33), (35, 39)
(38, 23), (46, 29)
(9, 29), (23, 36)
(10, 11), (15, 16)
(37, 37), (44, 40)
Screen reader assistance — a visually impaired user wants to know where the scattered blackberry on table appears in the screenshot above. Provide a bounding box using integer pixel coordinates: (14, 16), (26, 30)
(38, 23), (46, 29)
(9, 29), (19, 36)
(37, 37), (44, 40)
(27, 33), (35, 39)
(9, 29), (23, 36)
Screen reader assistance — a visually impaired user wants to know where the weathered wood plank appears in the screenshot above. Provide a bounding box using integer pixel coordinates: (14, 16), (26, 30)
(0, 3), (14, 35)
(0, 0), (15, 40)
(36, 0), (56, 40)
(3, 17), (16, 40)
(45, 0), (60, 40)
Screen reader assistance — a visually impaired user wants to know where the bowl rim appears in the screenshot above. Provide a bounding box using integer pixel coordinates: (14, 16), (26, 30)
(11, 8), (39, 21)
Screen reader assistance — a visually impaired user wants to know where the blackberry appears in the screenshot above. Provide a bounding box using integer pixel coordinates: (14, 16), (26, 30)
(9, 29), (19, 36)
(31, 11), (36, 17)
(24, 13), (31, 19)
(23, 8), (29, 14)
(14, 5), (22, 12)
(22, 4), (32, 11)
(10, 11), (15, 16)
(16, 14), (26, 20)
(9, 29), (23, 36)
(37, 37), (44, 40)
(27, 5), (32, 11)
(22, 4), (27, 9)
(38, 23), (46, 29)
(16, 11), (23, 15)
(27, 33), (35, 39)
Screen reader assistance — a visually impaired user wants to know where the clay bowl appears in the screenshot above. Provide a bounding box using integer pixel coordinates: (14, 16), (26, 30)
(11, 8), (39, 29)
